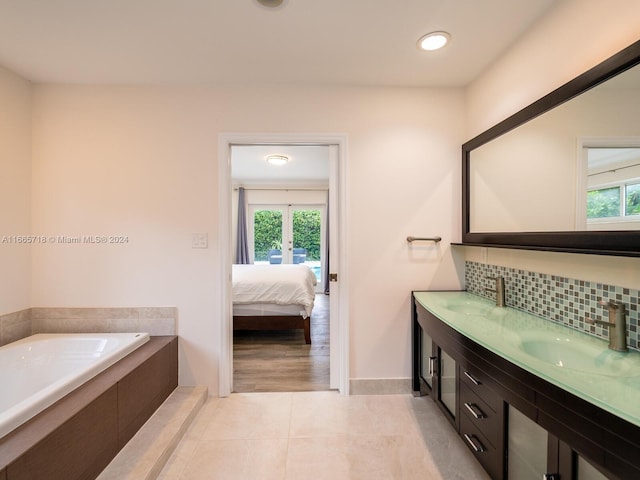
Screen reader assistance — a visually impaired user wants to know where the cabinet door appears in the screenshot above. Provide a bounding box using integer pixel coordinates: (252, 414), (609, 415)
(575, 455), (610, 480)
(507, 405), (549, 479)
(437, 347), (457, 420)
(420, 329), (435, 390)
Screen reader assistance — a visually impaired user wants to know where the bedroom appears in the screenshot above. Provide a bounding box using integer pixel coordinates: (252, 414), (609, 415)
(230, 144), (332, 392)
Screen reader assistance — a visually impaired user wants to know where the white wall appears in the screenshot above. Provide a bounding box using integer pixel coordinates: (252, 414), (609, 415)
(30, 85), (466, 391)
(0, 66), (31, 314)
(467, 0), (640, 137)
(464, 0), (640, 291)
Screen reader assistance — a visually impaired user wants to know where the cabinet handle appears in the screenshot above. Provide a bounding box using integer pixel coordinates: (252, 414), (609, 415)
(428, 356), (436, 376)
(464, 402), (486, 419)
(463, 371), (481, 386)
(463, 433), (486, 453)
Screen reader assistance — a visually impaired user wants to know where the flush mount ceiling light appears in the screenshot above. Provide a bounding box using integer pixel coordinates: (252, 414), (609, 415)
(417, 31), (450, 51)
(256, 0), (284, 7)
(266, 154), (289, 166)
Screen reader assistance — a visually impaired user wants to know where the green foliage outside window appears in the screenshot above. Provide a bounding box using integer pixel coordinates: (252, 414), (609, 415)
(253, 209), (321, 261)
(253, 210), (282, 261)
(587, 187), (620, 218)
(587, 184), (640, 219)
(293, 210), (321, 260)
(626, 183), (640, 216)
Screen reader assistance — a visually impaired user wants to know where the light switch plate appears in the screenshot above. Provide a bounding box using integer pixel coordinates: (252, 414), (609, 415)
(192, 233), (208, 249)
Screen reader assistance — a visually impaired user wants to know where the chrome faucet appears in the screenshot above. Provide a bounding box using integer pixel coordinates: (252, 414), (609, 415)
(485, 276), (505, 307)
(586, 299), (628, 352)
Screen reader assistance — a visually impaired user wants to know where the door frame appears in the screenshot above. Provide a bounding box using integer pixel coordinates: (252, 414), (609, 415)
(217, 133), (350, 396)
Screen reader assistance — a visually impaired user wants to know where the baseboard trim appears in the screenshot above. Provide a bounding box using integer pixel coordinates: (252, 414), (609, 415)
(349, 378), (411, 395)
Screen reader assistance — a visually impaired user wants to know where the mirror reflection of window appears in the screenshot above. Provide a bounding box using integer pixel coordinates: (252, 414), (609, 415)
(586, 147), (640, 229)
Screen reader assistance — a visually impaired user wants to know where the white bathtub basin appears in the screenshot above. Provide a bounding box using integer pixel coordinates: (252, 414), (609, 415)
(0, 332), (149, 439)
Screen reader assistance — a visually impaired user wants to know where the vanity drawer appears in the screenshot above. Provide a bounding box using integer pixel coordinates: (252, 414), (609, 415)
(460, 412), (503, 480)
(459, 365), (501, 413)
(459, 380), (501, 448)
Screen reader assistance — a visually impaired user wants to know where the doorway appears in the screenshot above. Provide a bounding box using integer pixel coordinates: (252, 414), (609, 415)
(217, 134), (349, 396)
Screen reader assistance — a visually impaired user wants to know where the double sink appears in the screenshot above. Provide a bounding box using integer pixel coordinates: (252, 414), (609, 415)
(415, 291), (640, 426)
(440, 294), (640, 378)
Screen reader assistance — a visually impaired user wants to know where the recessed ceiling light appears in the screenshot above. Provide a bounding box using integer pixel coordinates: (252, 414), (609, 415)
(417, 31), (450, 51)
(266, 155), (289, 166)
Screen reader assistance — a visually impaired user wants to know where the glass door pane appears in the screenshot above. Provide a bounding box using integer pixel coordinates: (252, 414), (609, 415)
(439, 349), (457, 417)
(576, 456), (609, 480)
(291, 207), (322, 282)
(508, 405), (548, 479)
(251, 208), (284, 264)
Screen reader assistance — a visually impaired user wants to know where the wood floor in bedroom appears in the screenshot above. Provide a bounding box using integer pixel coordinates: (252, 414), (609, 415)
(232, 293), (330, 393)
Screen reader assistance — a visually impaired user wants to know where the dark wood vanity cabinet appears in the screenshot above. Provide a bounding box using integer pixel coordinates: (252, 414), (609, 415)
(458, 364), (505, 480)
(412, 292), (640, 480)
(413, 318), (458, 429)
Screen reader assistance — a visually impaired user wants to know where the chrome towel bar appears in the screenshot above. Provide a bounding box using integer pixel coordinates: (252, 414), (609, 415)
(406, 236), (442, 243)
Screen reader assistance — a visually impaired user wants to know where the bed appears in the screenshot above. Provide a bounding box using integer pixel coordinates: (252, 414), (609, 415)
(232, 264), (318, 344)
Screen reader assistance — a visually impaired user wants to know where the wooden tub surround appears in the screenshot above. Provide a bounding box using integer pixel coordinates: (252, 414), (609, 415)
(0, 336), (177, 480)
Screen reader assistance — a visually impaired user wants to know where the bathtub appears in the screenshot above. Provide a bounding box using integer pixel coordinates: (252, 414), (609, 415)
(0, 332), (149, 439)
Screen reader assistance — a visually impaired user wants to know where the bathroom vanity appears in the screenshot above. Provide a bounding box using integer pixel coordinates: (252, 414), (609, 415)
(412, 291), (640, 479)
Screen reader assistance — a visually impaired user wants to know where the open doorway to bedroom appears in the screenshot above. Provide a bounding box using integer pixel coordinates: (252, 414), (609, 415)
(230, 144), (331, 392)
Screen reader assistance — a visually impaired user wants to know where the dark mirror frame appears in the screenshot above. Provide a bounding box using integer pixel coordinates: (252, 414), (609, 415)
(461, 39), (640, 257)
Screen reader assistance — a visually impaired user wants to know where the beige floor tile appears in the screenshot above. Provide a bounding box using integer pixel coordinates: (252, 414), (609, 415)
(158, 392), (489, 480)
(201, 392), (293, 440)
(286, 434), (448, 480)
(156, 435), (201, 479)
(184, 397), (222, 438)
(289, 391), (421, 438)
(181, 438), (288, 480)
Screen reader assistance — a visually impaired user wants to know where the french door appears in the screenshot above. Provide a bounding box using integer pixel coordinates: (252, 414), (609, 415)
(249, 204), (325, 289)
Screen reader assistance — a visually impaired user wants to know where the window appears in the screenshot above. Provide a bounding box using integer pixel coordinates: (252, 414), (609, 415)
(587, 186), (621, 218)
(585, 146), (640, 225)
(249, 204), (325, 287)
(587, 183), (640, 220)
(626, 182), (640, 215)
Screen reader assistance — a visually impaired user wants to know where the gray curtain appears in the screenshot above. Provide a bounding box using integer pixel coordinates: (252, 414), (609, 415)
(235, 187), (250, 264)
(324, 190), (330, 294)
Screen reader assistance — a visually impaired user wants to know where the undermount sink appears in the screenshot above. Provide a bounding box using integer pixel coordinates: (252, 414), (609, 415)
(518, 334), (640, 377)
(442, 300), (494, 316)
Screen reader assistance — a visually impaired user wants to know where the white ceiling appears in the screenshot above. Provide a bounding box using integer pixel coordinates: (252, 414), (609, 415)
(588, 148), (640, 173)
(0, 0), (556, 87)
(231, 145), (329, 185)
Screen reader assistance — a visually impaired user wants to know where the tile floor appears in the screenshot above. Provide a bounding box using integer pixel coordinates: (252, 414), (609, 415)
(158, 391), (490, 480)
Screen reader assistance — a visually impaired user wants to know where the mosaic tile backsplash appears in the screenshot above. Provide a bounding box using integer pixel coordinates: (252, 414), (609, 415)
(465, 261), (639, 351)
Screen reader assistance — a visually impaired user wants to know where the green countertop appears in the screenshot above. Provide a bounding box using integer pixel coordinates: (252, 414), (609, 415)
(414, 291), (640, 428)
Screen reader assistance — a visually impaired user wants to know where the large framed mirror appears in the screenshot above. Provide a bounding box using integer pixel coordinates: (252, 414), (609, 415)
(462, 39), (640, 256)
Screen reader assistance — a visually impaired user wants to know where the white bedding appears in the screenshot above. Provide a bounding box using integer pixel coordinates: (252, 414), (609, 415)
(232, 264), (317, 318)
